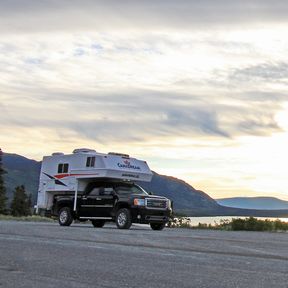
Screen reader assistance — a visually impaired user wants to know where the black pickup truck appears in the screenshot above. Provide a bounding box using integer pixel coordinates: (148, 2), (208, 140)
(52, 180), (172, 230)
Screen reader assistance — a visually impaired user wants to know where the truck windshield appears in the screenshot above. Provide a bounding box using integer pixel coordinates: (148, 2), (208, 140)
(115, 184), (148, 196)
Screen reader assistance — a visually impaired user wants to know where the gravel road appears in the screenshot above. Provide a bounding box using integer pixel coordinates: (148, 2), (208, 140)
(0, 221), (287, 288)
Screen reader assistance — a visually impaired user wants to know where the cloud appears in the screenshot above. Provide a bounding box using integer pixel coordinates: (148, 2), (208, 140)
(231, 62), (288, 82)
(0, 86), (283, 146)
(234, 91), (288, 103)
(1, 0), (288, 34)
(0, 1), (287, 151)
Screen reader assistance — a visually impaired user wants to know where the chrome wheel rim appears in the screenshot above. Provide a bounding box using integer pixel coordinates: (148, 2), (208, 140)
(117, 212), (127, 227)
(60, 211), (68, 223)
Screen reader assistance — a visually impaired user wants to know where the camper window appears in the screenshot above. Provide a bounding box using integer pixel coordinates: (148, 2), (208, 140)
(86, 156), (95, 167)
(58, 163), (69, 173)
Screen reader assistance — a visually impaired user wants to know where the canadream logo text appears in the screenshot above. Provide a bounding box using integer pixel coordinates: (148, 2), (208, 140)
(117, 160), (141, 170)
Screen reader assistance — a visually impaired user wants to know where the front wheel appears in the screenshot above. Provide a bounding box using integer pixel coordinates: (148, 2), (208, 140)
(115, 208), (132, 229)
(150, 223), (165, 231)
(91, 220), (105, 228)
(58, 207), (73, 226)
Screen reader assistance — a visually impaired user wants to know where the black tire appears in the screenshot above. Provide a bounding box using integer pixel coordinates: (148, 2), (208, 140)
(91, 220), (105, 228)
(115, 208), (132, 229)
(150, 223), (165, 231)
(58, 207), (73, 226)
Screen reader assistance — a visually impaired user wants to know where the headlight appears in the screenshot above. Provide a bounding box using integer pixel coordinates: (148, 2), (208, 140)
(133, 198), (145, 206)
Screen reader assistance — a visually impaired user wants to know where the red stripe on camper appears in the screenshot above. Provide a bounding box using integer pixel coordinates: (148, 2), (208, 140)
(54, 174), (70, 179)
(54, 173), (99, 179)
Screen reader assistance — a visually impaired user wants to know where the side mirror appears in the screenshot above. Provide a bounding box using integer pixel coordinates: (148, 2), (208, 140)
(148, 191), (153, 195)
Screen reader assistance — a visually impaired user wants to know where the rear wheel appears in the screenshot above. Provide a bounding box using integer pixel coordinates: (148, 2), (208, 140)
(115, 208), (132, 229)
(150, 223), (165, 231)
(91, 220), (105, 228)
(58, 207), (73, 226)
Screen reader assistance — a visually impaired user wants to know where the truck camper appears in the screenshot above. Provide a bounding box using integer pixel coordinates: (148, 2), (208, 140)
(36, 148), (172, 230)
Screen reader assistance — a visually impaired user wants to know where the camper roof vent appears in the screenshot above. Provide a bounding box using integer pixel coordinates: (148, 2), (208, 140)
(52, 152), (64, 156)
(108, 152), (130, 158)
(73, 148), (96, 154)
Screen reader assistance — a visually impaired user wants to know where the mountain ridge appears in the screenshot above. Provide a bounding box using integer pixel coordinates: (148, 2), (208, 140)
(2, 152), (288, 217)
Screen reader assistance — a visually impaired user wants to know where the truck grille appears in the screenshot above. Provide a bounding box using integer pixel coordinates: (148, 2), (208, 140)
(146, 198), (167, 209)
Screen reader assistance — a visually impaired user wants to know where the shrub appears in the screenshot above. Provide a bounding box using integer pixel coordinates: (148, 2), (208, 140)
(231, 218), (246, 230)
(168, 216), (288, 232)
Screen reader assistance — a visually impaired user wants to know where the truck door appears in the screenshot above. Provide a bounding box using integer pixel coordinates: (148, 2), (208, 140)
(80, 185), (115, 218)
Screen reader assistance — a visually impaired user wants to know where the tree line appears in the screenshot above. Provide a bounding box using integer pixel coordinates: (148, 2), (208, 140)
(0, 148), (33, 216)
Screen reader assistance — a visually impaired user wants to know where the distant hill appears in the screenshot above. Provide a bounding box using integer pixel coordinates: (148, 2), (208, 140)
(138, 173), (220, 214)
(2, 152), (288, 217)
(217, 197), (288, 210)
(2, 153), (41, 206)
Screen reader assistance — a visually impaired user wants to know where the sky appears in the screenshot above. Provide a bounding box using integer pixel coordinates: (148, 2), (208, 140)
(1, 0), (288, 200)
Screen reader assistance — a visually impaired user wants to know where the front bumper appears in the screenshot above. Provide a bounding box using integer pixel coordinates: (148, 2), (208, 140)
(130, 206), (172, 224)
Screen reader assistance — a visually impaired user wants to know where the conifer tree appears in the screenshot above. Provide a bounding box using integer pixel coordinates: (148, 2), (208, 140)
(10, 185), (30, 217)
(27, 194), (33, 215)
(0, 148), (8, 214)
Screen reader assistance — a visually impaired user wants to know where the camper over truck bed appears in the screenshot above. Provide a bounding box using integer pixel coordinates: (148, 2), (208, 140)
(36, 148), (172, 230)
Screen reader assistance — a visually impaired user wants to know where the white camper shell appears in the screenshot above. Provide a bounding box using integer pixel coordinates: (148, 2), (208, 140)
(36, 148), (153, 213)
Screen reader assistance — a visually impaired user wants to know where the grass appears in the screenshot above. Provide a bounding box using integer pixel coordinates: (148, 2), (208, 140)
(168, 217), (288, 232)
(0, 214), (55, 222)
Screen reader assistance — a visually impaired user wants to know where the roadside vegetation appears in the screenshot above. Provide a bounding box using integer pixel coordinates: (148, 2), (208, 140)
(168, 216), (288, 232)
(0, 214), (54, 222)
(0, 149), (8, 215)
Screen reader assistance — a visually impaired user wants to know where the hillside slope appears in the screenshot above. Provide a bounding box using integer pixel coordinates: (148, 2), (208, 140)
(2, 153), (41, 205)
(138, 173), (220, 214)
